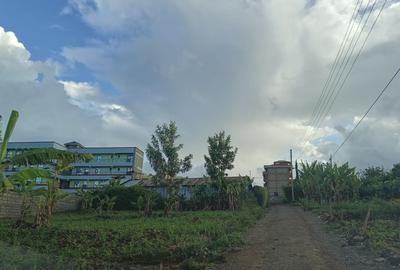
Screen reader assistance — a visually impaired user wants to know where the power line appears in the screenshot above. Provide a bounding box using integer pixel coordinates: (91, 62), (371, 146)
(332, 66), (400, 158)
(323, 0), (387, 121)
(313, 0), (375, 130)
(308, 0), (363, 126)
(299, 0), (363, 156)
(314, 0), (385, 131)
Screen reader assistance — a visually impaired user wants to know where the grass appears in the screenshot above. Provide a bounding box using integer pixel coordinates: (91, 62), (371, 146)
(300, 198), (400, 258)
(0, 203), (264, 269)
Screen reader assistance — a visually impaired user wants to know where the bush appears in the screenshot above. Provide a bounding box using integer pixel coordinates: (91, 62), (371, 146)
(253, 186), (269, 208)
(283, 182), (304, 202)
(93, 186), (163, 211)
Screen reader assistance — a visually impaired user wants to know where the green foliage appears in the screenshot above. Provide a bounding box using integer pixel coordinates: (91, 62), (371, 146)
(0, 110), (18, 161)
(298, 161), (360, 204)
(0, 204), (264, 268)
(146, 121), (193, 184)
(9, 148), (93, 168)
(301, 199), (400, 257)
(146, 121), (193, 216)
(359, 165), (400, 199)
(283, 182), (304, 202)
(253, 186), (269, 208)
(204, 131), (238, 180)
(91, 186), (163, 211)
(182, 178), (253, 211)
(0, 110), (19, 192)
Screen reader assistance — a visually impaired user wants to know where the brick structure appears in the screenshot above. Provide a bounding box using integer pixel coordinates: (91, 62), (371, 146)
(0, 192), (82, 219)
(263, 160), (292, 202)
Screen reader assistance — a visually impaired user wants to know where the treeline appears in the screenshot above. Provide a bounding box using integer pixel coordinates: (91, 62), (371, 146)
(285, 161), (400, 203)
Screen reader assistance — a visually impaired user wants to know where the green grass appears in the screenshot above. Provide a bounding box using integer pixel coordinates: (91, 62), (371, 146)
(0, 204), (264, 269)
(301, 199), (400, 257)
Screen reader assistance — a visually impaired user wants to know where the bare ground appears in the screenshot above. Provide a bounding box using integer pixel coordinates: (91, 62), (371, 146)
(217, 205), (396, 270)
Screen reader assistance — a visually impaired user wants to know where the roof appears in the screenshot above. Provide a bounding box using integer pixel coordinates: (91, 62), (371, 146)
(264, 160), (292, 170)
(136, 176), (248, 187)
(6, 141), (66, 150)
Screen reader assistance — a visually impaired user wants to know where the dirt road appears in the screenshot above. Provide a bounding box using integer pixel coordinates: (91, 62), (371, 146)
(217, 205), (393, 270)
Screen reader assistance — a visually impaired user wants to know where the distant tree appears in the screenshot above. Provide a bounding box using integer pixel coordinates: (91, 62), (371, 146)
(204, 131), (238, 180)
(391, 163), (400, 178)
(146, 121), (192, 215)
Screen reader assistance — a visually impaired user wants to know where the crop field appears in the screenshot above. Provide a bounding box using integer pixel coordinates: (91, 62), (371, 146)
(0, 205), (264, 269)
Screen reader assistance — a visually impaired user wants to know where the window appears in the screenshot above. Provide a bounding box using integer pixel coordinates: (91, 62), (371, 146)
(95, 168), (99, 174)
(274, 192), (279, 197)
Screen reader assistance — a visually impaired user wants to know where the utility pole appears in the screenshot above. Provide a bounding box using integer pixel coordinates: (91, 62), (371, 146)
(329, 154), (333, 165)
(290, 149), (294, 202)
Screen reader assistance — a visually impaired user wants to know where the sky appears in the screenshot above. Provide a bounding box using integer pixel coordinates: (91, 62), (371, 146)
(0, 0), (400, 184)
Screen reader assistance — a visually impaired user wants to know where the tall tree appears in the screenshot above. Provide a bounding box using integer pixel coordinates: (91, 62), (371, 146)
(204, 131), (238, 180)
(146, 121), (193, 184)
(146, 121), (192, 215)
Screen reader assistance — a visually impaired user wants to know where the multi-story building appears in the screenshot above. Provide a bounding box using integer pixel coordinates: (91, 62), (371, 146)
(4, 141), (144, 189)
(263, 160), (292, 202)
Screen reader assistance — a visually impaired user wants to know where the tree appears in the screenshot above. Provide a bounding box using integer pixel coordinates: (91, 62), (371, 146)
(146, 121), (192, 215)
(204, 131), (238, 180)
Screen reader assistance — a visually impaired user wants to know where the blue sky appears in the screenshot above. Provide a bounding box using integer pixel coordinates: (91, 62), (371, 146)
(0, 0), (116, 92)
(0, 0), (93, 61)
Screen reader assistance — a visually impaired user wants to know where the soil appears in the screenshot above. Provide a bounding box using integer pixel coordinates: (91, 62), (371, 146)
(216, 205), (397, 270)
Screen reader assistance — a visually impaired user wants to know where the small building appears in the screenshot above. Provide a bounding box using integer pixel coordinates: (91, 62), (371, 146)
(263, 160), (292, 202)
(136, 176), (251, 200)
(4, 141), (144, 190)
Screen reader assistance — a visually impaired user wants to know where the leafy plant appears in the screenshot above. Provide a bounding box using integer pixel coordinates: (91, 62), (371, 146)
(146, 121), (193, 216)
(204, 131), (238, 180)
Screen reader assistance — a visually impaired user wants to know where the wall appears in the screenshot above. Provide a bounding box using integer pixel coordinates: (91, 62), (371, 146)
(0, 192), (82, 219)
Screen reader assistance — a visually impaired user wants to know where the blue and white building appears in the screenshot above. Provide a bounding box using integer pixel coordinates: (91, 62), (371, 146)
(4, 141), (144, 189)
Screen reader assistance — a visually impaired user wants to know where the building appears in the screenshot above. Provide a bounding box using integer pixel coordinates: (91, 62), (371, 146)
(263, 160), (292, 202)
(4, 141), (144, 189)
(136, 176), (251, 199)
(4, 141), (65, 187)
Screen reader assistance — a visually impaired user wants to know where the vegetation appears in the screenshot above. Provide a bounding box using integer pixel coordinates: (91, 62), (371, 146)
(182, 177), (253, 211)
(0, 110), (52, 193)
(253, 186), (269, 208)
(0, 198), (264, 269)
(204, 131), (238, 180)
(146, 121), (193, 216)
(293, 160), (400, 264)
(10, 149), (93, 226)
(203, 131), (245, 210)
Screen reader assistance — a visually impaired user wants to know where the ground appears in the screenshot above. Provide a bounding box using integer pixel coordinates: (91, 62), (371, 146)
(217, 205), (395, 270)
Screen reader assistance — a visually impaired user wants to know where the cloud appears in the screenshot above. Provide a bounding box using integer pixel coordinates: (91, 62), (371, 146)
(57, 0), (400, 175)
(0, 26), (146, 150)
(3, 0), (400, 180)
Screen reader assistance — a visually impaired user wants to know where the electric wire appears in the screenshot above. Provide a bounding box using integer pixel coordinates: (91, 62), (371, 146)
(332, 67), (400, 158)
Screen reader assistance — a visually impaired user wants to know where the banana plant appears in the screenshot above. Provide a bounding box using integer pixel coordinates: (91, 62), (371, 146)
(0, 111), (53, 192)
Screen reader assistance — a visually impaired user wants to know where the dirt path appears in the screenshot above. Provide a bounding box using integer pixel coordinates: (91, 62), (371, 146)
(217, 205), (393, 270)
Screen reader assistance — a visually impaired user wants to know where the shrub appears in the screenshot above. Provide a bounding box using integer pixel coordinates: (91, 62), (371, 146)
(283, 183), (304, 202)
(253, 186), (269, 208)
(93, 186), (163, 211)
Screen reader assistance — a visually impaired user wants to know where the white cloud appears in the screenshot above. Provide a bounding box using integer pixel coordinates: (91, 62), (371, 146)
(3, 0), (400, 179)
(0, 26), (146, 149)
(57, 0), (400, 175)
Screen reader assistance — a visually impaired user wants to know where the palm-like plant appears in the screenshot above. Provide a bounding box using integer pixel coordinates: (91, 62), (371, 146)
(11, 148), (93, 225)
(0, 111), (52, 192)
(299, 161), (360, 204)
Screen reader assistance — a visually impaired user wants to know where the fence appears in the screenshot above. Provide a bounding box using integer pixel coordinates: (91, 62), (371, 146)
(0, 192), (82, 219)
